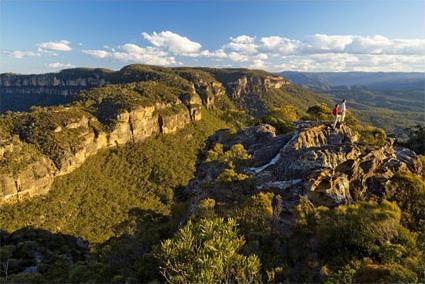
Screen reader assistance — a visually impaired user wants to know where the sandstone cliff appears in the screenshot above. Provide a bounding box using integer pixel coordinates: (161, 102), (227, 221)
(0, 84), (201, 203)
(0, 69), (111, 97)
(1, 65), (321, 117)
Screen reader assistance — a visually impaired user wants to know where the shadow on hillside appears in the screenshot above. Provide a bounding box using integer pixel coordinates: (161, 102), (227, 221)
(0, 227), (89, 281)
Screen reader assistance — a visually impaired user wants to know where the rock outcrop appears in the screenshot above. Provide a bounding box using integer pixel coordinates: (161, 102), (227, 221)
(226, 75), (289, 99)
(0, 70), (110, 97)
(188, 121), (423, 236)
(0, 101), (196, 203)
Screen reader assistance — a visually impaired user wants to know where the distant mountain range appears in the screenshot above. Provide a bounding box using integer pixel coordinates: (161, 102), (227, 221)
(279, 71), (425, 134)
(279, 71), (424, 91)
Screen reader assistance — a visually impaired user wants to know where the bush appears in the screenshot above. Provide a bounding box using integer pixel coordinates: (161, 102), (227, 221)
(317, 201), (403, 257)
(236, 192), (274, 232)
(218, 168), (250, 183)
(258, 105), (301, 134)
(358, 126), (387, 146)
(385, 172), (425, 233)
(259, 115), (294, 134)
(306, 103), (332, 121)
(156, 218), (261, 283)
(196, 198), (217, 219)
(354, 262), (418, 283)
(206, 143), (251, 167)
(402, 124), (425, 155)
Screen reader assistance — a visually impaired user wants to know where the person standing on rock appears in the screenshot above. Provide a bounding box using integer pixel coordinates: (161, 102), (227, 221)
(332, 104), (339, 129)
(339, 99), (347, 123)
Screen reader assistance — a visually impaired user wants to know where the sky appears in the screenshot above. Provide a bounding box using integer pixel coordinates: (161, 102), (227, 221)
(0, 0), (424, 74)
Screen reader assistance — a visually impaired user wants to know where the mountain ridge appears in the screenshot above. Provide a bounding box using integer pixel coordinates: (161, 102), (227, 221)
(0, 65), (324, 203)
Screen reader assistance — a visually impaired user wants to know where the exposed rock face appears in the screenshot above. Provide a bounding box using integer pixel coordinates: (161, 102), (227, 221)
(0, 72), (109, 97)
(188, 121), (423, 236)
(227, 75), (289, 99)
(0, 146), (56, 201)
(0, 102), (194, 203)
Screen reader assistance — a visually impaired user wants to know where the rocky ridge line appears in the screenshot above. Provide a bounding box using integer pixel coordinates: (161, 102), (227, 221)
(187, 121), (423, 236)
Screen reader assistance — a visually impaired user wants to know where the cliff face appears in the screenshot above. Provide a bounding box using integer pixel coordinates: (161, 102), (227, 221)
(0, 97), (198, 203)
(0, 72), (109, 97)
(228, 75), (289, 99)
(0, 65), (309, 116)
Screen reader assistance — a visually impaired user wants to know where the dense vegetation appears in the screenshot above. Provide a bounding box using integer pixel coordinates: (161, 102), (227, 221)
(1, 110), (227, 243)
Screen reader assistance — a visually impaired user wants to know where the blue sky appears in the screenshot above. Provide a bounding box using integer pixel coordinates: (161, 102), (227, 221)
(1, 0), (424, 73)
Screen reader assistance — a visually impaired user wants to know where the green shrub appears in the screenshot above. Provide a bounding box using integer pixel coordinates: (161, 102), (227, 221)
(358, 126), (387, 146)
(236, 192), (274, 232)
(259, 115), (294, 134)
(156, 218), (261, 283)
(354, 262), (418, 283)
(324, 264), (357, 284)
(306, 103), (332, 121)
(196, 198), (217, 219)
(206, 143), (251, 167)
(218, 168), (250, 183)
(258, 105), (301, 134)
(402, 124), (425, 155)
(317, 201), (403, 257)
(385, 172), (425, 233)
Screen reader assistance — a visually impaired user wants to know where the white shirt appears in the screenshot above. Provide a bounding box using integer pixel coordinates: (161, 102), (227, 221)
(341, 101), (346, 112)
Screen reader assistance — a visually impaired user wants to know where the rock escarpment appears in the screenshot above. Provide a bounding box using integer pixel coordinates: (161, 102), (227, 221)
(0, 69), (111, 97)
(0, 86), (200, 203)
(1, 65), (321, 116)
(188, 121), (423, 235)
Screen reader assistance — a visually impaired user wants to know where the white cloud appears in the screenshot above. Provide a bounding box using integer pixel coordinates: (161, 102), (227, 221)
(48, 62), (75, 69)
(261, 36), (300, 55)
(83, 44), (176, 65)
(199, 49), (228, 59)
(225, 35), (258, 54)
(142, 31), (202, 55)
(305, 34), (353, 53)
(38, 40), (72, 52)
(79, 31), (425, 72)
(114, 44), (176, 65)
(82, 49), (110, 59)
(228, 51), (249, 62)
(256, 34), (425, 58)
(2, 50), (39, 59)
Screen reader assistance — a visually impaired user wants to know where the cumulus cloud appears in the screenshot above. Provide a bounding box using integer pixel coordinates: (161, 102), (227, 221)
(304, 34), (353, 53)
(261, 36), (300, 55)
(82, 49), (110, 59)
(48, 62), (75, 69)
(259, 34), (425, 56)
(81, 31), (425, 72)
(38, 40), (72, 52)
(225, 35), (258, 54)
(2, 50), (39, 59)
(199, 49), (228, 59)
(142, 31), (202, 55)
(83, 43), (176, 65)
